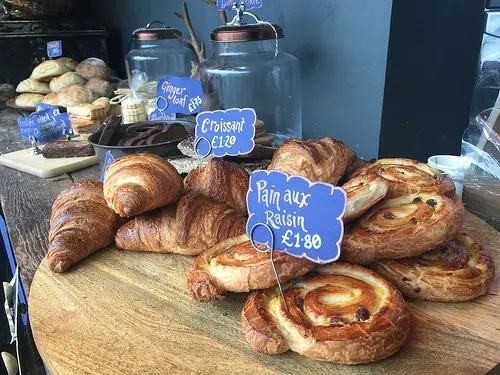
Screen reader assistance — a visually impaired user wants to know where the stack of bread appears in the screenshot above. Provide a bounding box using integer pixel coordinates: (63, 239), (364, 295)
(66, 97), (115, 137)
(14, 57), (118, 123)
(43, 136), (495, 366)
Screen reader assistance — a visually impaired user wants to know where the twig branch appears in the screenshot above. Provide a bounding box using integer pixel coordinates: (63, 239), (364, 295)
(202, 0), (228, 25)
(175, 2), (206, 63)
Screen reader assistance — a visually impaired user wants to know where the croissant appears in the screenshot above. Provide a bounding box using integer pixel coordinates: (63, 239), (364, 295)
(184, 158), (249, 215)
(268, 137), (356, 184)
(47, 180), (121, 273)
(115, 194), (247, 255)
(103, 153), (183, 217)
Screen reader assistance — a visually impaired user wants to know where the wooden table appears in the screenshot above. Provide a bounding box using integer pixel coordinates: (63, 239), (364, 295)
(1, 107), (499, 374)
(27, 211), (500, 375)
(0, 108), (100, 296)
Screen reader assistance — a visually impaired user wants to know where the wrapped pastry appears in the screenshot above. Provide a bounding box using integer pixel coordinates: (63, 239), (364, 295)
(372, 233), (495, 302)
(341, 193), (464, 264)
(187, 234), (315, 301)
(342, 174), (389, 222)
(350, 158), (455, 198)
(241, 263), (411, 364)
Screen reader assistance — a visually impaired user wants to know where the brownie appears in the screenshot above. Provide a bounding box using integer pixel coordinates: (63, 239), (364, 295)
(42, 140), (95, 159)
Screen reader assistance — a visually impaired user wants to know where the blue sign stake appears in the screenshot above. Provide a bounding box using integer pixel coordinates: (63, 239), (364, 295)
(100, 151), (116, 182)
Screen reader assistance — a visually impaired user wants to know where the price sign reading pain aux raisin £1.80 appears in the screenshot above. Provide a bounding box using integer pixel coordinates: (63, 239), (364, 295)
(246, 170), (347, 264)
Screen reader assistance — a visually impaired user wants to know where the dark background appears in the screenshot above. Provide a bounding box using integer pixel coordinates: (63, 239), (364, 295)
(73, 0), (485, 161)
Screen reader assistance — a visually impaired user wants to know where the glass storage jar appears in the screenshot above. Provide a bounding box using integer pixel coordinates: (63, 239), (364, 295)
(198, 23), (302, 146)
(125, 21), (196, 84)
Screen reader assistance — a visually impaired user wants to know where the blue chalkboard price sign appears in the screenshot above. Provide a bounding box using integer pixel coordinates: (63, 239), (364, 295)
(47, 40), (62, 58)
(247, 170), (347, 264)
(195, 108), (256, 157)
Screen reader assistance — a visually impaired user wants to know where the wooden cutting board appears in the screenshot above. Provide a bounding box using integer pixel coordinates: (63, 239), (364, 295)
(28, 211), (500, 375)
(0, 148), (97, 178)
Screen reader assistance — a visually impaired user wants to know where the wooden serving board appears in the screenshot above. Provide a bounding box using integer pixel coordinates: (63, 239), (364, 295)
(28, 211), (500, 375)
(0, 148), (98, 178)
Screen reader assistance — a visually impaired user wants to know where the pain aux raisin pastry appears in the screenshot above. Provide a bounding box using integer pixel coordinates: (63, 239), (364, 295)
(342, 174), (389, 222)
(372, 233), (495, 302)
(350, 158), (455, 198)
(241, 263), (411, 364)
(187, 234), (315, 302)
(341, 193), (464, 265)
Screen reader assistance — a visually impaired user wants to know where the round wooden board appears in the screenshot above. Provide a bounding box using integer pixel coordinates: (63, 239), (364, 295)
(29, 211), (500, 375)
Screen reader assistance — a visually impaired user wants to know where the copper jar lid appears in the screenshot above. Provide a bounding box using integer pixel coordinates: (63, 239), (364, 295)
(211, 24), (284, 42)
(133, 21), (181, 40)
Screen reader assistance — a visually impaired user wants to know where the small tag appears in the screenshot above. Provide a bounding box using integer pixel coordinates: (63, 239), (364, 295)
(156, 76), (203, 119)
(17, 107), (70, 143)
(195, 108), (256, 157)
(100, 151), (115, 182)
(247, 170), (347, 264)
(35, 103), (56, 112)
(148, 108), (175, 122)
(47, 40), (62, 58)
(216, 0), (263, 11)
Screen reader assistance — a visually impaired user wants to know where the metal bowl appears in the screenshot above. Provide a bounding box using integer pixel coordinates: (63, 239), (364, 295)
(88, 119), (194, 166)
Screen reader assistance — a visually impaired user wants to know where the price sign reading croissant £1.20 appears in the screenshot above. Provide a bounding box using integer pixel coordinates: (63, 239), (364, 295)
(247, 170), (347, 264)
(195, 108), (256, 157)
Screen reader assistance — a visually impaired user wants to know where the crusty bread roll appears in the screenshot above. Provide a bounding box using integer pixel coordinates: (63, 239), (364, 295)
(49, 72), (87, 92)
(372, 232), (495, 302)
(351, 158), (455, 198)
(16, 78), (51, 94)
(56, 85), (93, 107)
(103, 153), (183, 217)
(56, 57), (79, 71)
(241, 262), (411, 364)
(76, 57), (111, 80)
(341, 193), (464, 264)
(84, 77), (113, 98)
(15, 93), (44, 107)
(42, 92), (60, 106)
(31, 60), (70, 80)
(342, 174), (389, 222)
(188, 234), (315, 302)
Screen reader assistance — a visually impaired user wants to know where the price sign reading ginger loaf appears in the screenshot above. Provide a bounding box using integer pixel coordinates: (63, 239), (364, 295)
(156, 76), (203, 119)
(247, 170), (347, 264)
(195, 108), (256, 157)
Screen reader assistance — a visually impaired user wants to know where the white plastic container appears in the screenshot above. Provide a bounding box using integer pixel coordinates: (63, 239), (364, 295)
(427, 155), (472, 198)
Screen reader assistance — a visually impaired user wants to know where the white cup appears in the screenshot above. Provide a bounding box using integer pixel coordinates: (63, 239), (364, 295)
(427, 155), (472, 198)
